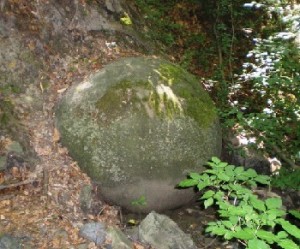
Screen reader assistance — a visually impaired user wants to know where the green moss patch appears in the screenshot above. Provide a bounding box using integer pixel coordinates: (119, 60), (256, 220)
(157, 63), (217, 127)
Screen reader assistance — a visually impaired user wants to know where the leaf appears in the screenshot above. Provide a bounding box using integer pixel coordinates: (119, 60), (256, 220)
(206, 221), (219, 228)
(131, 195), (147, 206)
(189, 172), (202, 180)
(229, 216), (239, 226)
(217, 172), (230, 181)
(218, 162), (228, 167)
(234, 166), (245, 174)
(256, 230), (278, 244)
(207, 162), (216, 168)
(214, 191), (224, 201)
(249, 196), (266, 211)
(53, 127), (60, 143)
(276, 231), (288, 239)
(120, 12), (132, 25)
(233, 228), (255, 240)
(204, 169), (217, 174)
(245, 212), (259, 223)
(127, 219), (139, 225)
(225, 165), (235, 177)
(201, 190), (215, 199)
(265, 197), (282, 210)
(236, 173), (249, 181)
(289, 210), (300, 220)
(277, 218), (300, 239)
(266, 208), (286, 218)
(246, 168), (258, 178)
(248, 180), (257, 187)
(228, 206), (247, 216)
(204, 197), (214, 209)
(254, 175), (270, 185)
(178, 179), (198, 187)
(229, 183), (251, 195)
(277, 239), (300, 249)
(200, 173), (210, 181)
(224, 231), (234, 240)
(221, 220), (234, 229)
(211, 157), (221, 164)
(218, 209), (230, 217)
(247, 239), (271, 249)
(205, 224), (227, 236)
(197, 181), (209, 191)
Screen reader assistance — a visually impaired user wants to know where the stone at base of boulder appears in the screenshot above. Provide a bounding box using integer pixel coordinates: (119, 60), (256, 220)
(79, 222), (107, 246)
(138, 211), (196, 249)
(106, 226), (133, 249)
(79, 222), (134, 249)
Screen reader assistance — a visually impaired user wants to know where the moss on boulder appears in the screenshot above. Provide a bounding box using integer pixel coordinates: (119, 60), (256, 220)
(55, 57), (221, 212)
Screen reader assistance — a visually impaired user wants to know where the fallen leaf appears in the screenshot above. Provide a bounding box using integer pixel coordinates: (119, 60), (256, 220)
(53, 128), (60, 143)
(57, 88), (67, 93)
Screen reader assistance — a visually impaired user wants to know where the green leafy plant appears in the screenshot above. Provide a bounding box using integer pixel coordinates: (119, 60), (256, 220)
(218, 0), (300, 169)
(178, 157), (300, 249)
(289, 210), (300, 220)
(131, 195), (147, 207)
(271, 167), (300, 190)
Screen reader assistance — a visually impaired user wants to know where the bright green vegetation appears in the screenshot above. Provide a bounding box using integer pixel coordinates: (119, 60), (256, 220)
(135, 0), (183, 47)
(135, 0), (300, 178)
(179, 157), (300, 249)
(271, 167), (300, 190)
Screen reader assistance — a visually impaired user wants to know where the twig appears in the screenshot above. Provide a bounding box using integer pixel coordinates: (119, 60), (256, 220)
(0, 179), (37, 190)
(0, 194), (15, 201)
(269, 143), (300, 170)
(199, 237), (217, 249)
(43, 168), (49, 195)
(229, 1), (235, 85)
(213, 2), (225, 82)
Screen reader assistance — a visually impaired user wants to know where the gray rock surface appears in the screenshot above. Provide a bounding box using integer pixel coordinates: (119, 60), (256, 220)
(79, 222), (107, 246)
(80, 184), (93, 213)
(138, 211), (196, 249)
(0, 235), (21, 249)
(79, 223), (134, 248)
(107, 226), (133, 249)
(56, 56), (222, 212)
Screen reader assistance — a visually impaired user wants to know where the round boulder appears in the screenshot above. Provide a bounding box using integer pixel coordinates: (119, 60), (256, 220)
(55, 57), (221, 212)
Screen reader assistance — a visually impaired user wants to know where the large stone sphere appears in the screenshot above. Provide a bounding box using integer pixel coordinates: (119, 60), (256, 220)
(55, 57), (221, 212)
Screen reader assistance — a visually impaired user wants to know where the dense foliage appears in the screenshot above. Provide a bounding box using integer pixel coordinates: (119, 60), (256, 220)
(179, 157), (300, 249)
(135, 0), (300, 173)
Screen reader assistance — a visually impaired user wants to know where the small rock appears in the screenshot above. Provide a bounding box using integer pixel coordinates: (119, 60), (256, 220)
(79, 222), (107, 246)
(53, 229), (69, 247)
(105, 0), (123, 14)
(6, 141), (23, 154)
(80, 184), (92, 213)
(138, 211), (196, 249)
(107, 226), (133, 249)
(0, 235), (21, 249)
